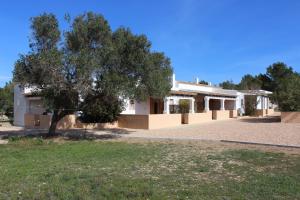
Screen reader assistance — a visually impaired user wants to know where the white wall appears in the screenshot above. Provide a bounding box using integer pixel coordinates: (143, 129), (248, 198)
(14, 85), (28, 126)
(121, 99), (150, 115)
(236, 92), (245, 115)
(135, 100), (150, 114)
(121, 99), (135, 114)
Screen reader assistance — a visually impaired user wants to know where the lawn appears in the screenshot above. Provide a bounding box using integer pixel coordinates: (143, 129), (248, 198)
(0, 138), (299, 199)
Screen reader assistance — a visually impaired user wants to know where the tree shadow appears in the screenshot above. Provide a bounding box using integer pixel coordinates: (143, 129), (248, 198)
(0, 128), (134, 141)
(239, 116), (281, 123)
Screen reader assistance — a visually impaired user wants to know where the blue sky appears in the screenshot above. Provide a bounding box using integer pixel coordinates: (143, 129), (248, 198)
(1, 0), (300, 87)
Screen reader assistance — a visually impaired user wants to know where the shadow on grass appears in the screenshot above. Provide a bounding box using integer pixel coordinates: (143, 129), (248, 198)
(239, 116), (281, 123)
(0, 128), (134, 141)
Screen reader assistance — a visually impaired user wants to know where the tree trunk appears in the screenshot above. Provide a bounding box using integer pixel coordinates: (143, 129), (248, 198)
(47, 110), (64, 137)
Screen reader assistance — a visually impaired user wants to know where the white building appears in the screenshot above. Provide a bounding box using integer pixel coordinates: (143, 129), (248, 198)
(14, 74), (274, 127)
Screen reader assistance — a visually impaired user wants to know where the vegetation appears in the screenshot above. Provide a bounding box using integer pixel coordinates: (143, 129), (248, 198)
(0, 140), (299, 199)
(219, 62), (300, 111)
(179, 99), (190, 113)
(219, 80), (237, 90)
(13, 12), (172, 136)
(244, 95), (258, 115)
(0, 82), (14, 119)
(198, 80), (208, 85)
(262, 62), (300, 111)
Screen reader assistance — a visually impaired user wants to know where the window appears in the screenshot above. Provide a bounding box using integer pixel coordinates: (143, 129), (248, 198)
(129, 100), (135, 110)
(169, 99), (174, 105)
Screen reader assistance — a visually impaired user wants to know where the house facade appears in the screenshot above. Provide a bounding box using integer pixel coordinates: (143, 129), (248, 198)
(14, 74), (274, 129)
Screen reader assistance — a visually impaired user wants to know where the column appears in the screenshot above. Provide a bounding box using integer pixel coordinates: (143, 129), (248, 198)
(163, 98), (170, 114)
(190, 98), (195, 113)
(220, 99), (225, 110)
(233, 99), (237, 110)
(204, 96), (210, 112)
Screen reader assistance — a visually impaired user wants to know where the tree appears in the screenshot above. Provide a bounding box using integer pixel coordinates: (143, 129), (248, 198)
(0, 82), (14, 118)
(262, 62), (300, 111)
(237, 74), (262, 90)
(198, 80), (208, 85)
(14, 13), (78, 136)
(179, 99), (190, 114)
(79, 91), (124, 123)
(244, 95), (258, 116)
(219, 80), (237, 89)
(13, 12), (173, 136)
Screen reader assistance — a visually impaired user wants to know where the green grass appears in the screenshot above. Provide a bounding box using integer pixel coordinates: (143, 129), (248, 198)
(0, 138), (299, 199)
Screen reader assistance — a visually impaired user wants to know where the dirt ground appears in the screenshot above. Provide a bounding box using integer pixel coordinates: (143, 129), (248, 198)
(121, 113), (300, 147)
(1, 113), (299, 148)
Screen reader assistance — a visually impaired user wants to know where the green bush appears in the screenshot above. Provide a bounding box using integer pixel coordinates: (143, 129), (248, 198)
(79, 92), (124, 123)
(245, 96), (258, 115)
(179, 99), (190, 114)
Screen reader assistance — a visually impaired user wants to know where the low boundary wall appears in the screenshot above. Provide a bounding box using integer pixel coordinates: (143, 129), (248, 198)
(76, 121), (118, 129)
(118, 114), (182, 129)
(118, 115), (148, 129)
(182, 112), (212, 124)
(266, 109), (274, 115)
(25, 114), (119, 130)
(230, 110), (238, 118)
(281, 112), (300, 123)
(148, 114), (182, 129)
(24, 114), (77, 129)
(255, 109), (268, 117)
(212, 110), (230, 120)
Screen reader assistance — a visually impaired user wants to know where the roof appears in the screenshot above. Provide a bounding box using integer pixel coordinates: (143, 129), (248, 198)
(170, 91), (198, 96)
(176, 81), (219, 88)
(239, 90), (273, 96)
(174, 81), (238, 97)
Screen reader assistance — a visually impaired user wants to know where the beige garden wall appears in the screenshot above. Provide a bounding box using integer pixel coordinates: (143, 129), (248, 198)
(281, 112), (300, 123)
(76, 121), (118, 129)
(212, 110), (230, 120)
(230, 110), (238, 118)
(182, 112), (212, 124)
(148, 114), (182, 129)
(24, 114), (77, 129)
(266, 109), (274, 115)
(118, 115), (149, 129)
(255, 109), (268, 117)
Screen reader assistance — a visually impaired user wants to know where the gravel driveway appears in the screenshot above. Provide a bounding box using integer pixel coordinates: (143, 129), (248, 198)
(1, 113), (299, 147)
(123, 113), (300, 147)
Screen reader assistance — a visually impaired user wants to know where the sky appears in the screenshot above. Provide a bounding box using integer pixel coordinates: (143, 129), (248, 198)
(1, 0), (300, 87)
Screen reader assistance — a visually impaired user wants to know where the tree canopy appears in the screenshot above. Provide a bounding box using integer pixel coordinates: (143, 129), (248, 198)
(0, 82), (14, 119)
(219, 62), (300, 112)
(13, 12), (173, 135)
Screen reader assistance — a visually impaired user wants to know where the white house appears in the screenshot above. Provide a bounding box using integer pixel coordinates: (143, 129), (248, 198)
(14, 74), (274, 128)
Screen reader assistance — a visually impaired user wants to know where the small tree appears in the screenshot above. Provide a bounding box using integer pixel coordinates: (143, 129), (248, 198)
(179, 100), (190, 114)
(79, 91), (124, 123)
(244, 95), (258, 116)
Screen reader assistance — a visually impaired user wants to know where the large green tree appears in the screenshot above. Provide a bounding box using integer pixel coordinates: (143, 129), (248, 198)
(13, 12), (172, 136)
(0, 82), (14, 118)
(262, 62), (300, 111)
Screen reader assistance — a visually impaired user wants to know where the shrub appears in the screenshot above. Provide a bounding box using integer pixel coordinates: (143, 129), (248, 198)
(245, 96), (258, 116)
(179, 99), (190, 114)
(79, 92), (124, 123)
